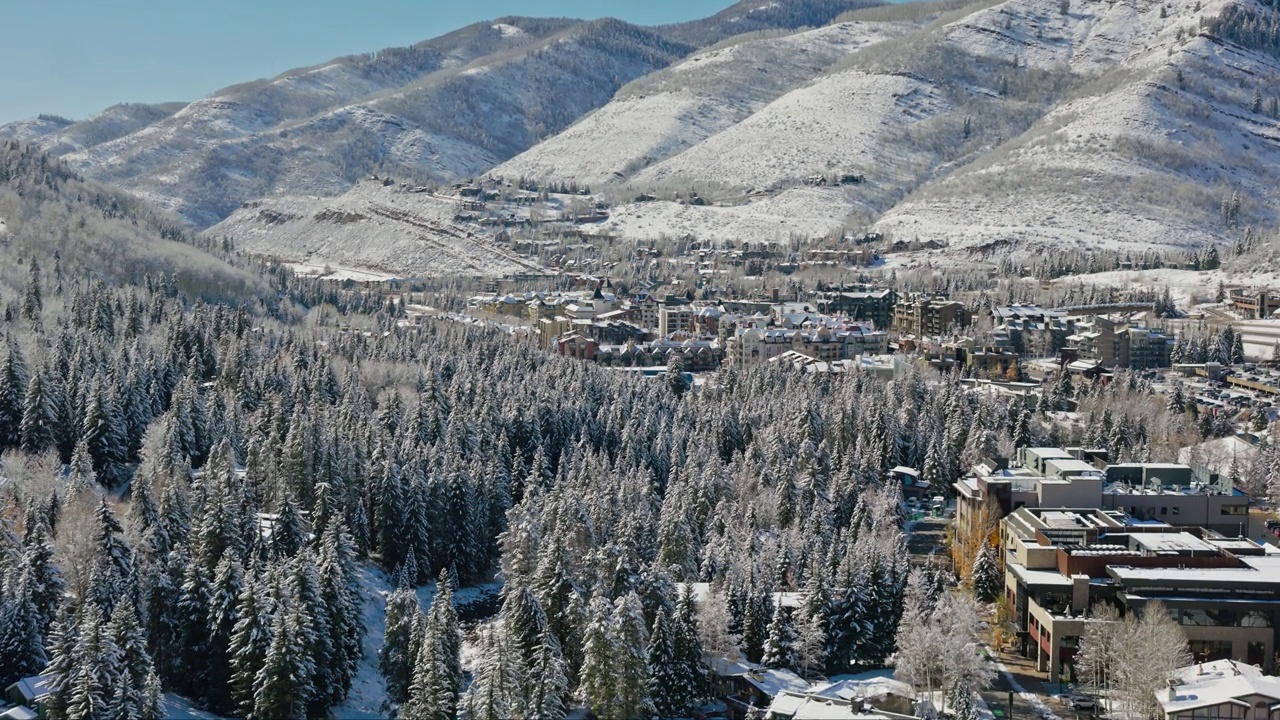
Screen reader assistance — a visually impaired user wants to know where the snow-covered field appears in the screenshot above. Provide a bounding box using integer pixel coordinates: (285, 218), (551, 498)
(593, 187), (855, 242)
(211, 180), (544, 278)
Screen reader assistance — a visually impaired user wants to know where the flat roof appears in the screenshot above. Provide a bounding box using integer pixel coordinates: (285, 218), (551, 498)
(1109, 566), (1277, 586)
(1131, 532), (1219, 555)
(1046, 458), (1100, 473)
(1009, 563), (1074, 588)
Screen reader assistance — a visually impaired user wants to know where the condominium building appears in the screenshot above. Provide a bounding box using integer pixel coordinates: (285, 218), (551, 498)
(1000, 507), (1280, 682)
(892, 295), (970, 336)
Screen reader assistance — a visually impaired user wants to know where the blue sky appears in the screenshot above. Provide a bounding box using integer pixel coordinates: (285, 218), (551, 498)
(0, 0), (734, 124)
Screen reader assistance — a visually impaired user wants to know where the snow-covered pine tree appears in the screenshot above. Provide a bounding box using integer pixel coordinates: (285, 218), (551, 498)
(648, 606), (686, 717)
(673, 583), (708, 702)
(106, 598), (154, 719)
(402, 569), (461, 720)
(252, 598), (314, 720)
(462, 623), (524, 720)
(227, 576), (272, 718)
(579, 595), (616, 718)
(378, 586), (422, 705)
(762, 600), (798, 669)
(971, 539), (1001, 603)
(315, 517), (364, 708)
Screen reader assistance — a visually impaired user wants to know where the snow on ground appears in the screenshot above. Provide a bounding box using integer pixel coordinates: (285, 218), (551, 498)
(941, 0), (1223, 73)
(286, 261), (403, 282)
(494, 21), (908, 186)
(210, 180), (544, 278)
(875, 22), (1280, 255)
(162, 693), (224, 720)
(334, 564), (502, 718)
(593, 187), (854, 242)
(633, 70), (949, 195)
(1051, 267), (1280, 306)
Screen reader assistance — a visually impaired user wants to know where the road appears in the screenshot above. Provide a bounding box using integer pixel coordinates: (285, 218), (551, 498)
(906, 517), (950, 564)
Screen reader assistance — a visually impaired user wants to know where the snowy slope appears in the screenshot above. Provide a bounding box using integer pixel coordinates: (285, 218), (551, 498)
(633, 70), (950, 198)
(210, 180), (545, 278)
(492, 21), (910, 186)
(873, 0), (1280, 254)
(595, 187), (857, 242)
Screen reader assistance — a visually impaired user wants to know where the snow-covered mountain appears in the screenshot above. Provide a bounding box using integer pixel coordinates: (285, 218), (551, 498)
(1, 1), (880, 229)
(10, 0), (1280, 275)
(496, 0), (1280, 258)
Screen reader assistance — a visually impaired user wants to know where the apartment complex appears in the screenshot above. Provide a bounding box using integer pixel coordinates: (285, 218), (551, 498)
(814, 287), (898, 330)
(893, 295), (970, 336)
(725, 325), (888, 368)
(1066, 315), (1173, 369)
(1000, 507), (1280, 682)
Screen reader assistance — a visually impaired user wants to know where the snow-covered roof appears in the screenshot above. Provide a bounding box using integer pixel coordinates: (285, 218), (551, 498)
(1161, 661), (1280, 715)
(0, 707), (38, 720)
(810, 670), (914, 702)
(5, 675), (53, 703)
(739, 668), (811, 698)
(1008, 563), (1074, 588)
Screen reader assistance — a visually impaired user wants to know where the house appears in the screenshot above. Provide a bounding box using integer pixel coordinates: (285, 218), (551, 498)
(4, 675), (52, 720)
(890, 466), (930, 501)
(1159, 660), (1280, 720)
(1229, 289), (1280, 320)
(766, 670), (922, 720)
(707, 656), (810, 720)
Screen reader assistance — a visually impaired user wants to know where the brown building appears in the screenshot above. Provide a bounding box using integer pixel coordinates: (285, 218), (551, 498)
(892, 295), (970, 336)
(1230, 289), (1280, 319)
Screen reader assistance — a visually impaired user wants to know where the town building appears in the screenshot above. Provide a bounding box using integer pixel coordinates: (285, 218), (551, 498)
(1159, 660), (1280, 720)
(1000, 507), (1280, 682)
(726, 324), (888, 368)
(953, 448), (1250, 547)
(1229, 289), (1280, 320)
(893, 295), (970, 336)
(658, 303), (695, 338)
(814, 287), (897, 330)
(1066, 316), (1173, 369)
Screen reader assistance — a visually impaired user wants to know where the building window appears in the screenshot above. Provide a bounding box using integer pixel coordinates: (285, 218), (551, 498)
(1161, 507), (1168, 515)
(1189, 640), (1235, 668)
(1172, 507), (1180, 516)
(1241, 611), (1272, 628)
(1222, 505), (1247, 516)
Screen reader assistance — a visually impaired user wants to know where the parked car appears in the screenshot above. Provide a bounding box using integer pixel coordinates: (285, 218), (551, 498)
(1069, 696), (1096, 710)
(1265, 520), (1280, 531)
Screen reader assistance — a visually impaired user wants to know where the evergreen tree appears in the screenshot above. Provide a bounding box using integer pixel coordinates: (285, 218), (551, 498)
(462, 623), (523, 720)
(611, 592), (655, 720)
(19, 367), (56, 454)
(971, 540), (1001, 603)
(252, 601), (314, 720)
(315, 518), (364, 708)
(523, 628), (568, 720)
(378, 587), (422, 705)
(762, 601), (798, 669)
(403, 570), (461, 720)
(228, 577), (272, 718)
(648, 607), (688, 718)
